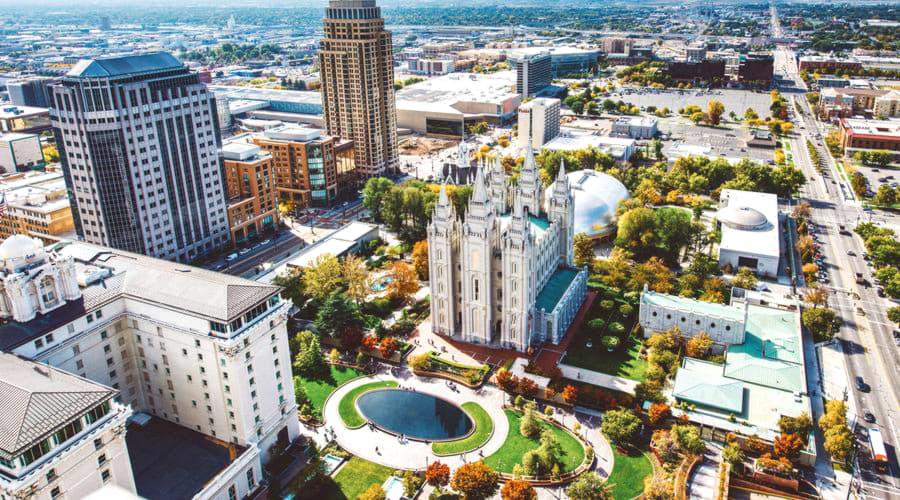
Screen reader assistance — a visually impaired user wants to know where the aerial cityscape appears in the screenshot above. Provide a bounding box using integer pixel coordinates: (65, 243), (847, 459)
(0, 1), (899, 499)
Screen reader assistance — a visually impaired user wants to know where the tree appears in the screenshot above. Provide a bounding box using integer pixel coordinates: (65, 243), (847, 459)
(779, 412), (812, 438)
(889, 306), (900, 326)
(773, 433), (804, 462)
(303, 254), (344, 301)
(272, 268), (308, 309)
(411, 240), (429, 280)
(689, 111), (705, 124)
(294, 376), (309, 406)
(451, 462), (499, 500)
(574, 233), (595, 267)
(874, 185), (897, 207)
(671, 424), (705, 455)
(648, 402), (672, 426)
(314, 291), (365, 349)
(601, 408), (641, 446)
(804, 285), (829, 308)
(635, 179), (662, 206)
(495, 368), (518, 393)
(520, 404), (541, 439)
(501, 479), (536, 500)
(343, 254), (370, 304)
(685, 333), (713, 359)
(823, 426), (854, 464)
(732, 267), (758, 290)
(802, 307), (838, 342)
(707, 100), (725, 125)
(792, 202), (811, 220)
(566, 472), (611, 500)
(359, 484), (386, 500)
(643, 475), (674, 500)
(426, 461), (451, 488)
(387, 261), (419, 304)
(292, 331), (327, 377)
(562, 385), (579, 405)
(723, 441), (744, 466)
(819, 400), (848, 432)
(42, 144), (60, 163)
(362, 177), (395, 224)
(378, 337), (400, 358)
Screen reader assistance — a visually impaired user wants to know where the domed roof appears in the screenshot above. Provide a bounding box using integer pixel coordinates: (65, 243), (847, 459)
(719, 205), (768, 230)
(0, 235), (44, 261)
(545, 170), (629, 238)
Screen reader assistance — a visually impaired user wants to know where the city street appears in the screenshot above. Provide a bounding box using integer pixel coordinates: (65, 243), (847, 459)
(777, 39), (900, 498)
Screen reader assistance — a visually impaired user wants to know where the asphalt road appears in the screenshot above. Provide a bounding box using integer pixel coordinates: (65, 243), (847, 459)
(779, 44), (900, 498)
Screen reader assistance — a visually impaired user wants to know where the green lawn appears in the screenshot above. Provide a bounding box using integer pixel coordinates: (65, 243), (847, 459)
(563, 332), (647, 382)
(299, 365), (366, 414)
(483, 410), (585, 474)
(606, 447), (653, 500)
(332, 457), (394, 500)
(338, 381), (398, 428)
(289, 456), (395, 500)
(432, 402), (494, 456)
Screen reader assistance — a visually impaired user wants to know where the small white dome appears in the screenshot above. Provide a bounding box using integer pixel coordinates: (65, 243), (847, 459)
(719, 205), (768, 230)
(0, 235), (44, 261)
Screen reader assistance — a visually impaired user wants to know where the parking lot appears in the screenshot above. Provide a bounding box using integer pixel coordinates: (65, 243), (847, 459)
(659, 120), (776, 164)
(607, 88), (775, 119)
(850, 161), (900, 198)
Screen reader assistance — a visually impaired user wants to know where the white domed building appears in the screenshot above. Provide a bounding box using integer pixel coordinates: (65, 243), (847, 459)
(0, 235), (81, 322)
(545, 169), (629, 240)
(716, 189), (781, 278)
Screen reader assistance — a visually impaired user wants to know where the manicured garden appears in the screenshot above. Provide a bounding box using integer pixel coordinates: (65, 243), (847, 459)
(607, 446), (653, 500)
(332, 457), (395, 500)
(483, 409), (585, 474)
(561, 289), (646, 382)
(431, 402), (494, 456)
(299, 364), (366, 415)
(409, 351), (491, 385)
(338, 380), (398, 428)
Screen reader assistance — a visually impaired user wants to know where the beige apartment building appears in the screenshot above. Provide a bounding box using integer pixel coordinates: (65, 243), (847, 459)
(319, 0), (399, 178)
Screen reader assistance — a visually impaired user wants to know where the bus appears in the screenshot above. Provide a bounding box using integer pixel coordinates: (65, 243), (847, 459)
(868, 427), (889, 470)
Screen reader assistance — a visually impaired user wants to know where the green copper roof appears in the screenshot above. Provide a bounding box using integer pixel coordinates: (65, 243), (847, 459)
(528, 215), (551, 232)
(535, 268), (579, 312)
(724, 305), (803, 392)
(673, 359), (745, 413)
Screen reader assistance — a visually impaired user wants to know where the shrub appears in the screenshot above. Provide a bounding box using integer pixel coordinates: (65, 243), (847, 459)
(425, 461), (451, 487)
(601, 408), (641, 446)
(619, 303), (634, 316)
(451, 463), (499, 500)
(599, 299), (615, 311)
(608, 322), (626, 335)
(588, 318), (606, 332)
(601, 336), (620, 349)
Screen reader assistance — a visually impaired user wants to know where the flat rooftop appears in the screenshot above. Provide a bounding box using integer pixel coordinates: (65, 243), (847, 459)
(718, 189), (780, 260)
(209, 85), (322, 106)
(126, 417), (244, 500)
(840, 118), (900, 139)
(396, 71), (518, 113)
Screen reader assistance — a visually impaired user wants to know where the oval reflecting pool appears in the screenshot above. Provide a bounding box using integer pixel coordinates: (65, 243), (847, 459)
(356, 389), (473, 441)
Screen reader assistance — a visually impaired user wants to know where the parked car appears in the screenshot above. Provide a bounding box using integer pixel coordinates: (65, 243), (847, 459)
(864, 411), (876, 423)
(856, 376), (870, 392)
(226, 253), (238, 262)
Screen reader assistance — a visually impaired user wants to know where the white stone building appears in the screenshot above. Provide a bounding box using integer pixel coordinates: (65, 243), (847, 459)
(639, 288), (748, 345)
(716, 189), (781, 278)
(0, 353), (134, 500)
(0, 235), (299, 499)
(427, 146), (588, 352)
(518, 98), (560, 149)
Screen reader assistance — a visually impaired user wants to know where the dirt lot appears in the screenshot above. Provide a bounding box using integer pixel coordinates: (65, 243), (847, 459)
(399, 135), (458, 156)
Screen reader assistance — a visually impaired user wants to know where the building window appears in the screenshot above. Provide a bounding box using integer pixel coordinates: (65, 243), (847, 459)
(51, 487), (61, 499)
(100, 469), (110, 483)
(94, 438), (103, 450)
(97, 454), (107, 466)
(46, 468), (57, 481)
(247, 468), (256, 489)
(229, 485), (238, 500)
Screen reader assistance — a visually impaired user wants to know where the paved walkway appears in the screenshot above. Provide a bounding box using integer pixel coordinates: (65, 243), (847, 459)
(687, 447), (720, 500)
(302, 365), (615, 478)
(557, 364), (639, 395)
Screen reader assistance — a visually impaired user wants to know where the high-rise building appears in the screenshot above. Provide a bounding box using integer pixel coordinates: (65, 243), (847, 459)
(509, 51), (552, 97)
(517, 98), (560, 149)
(5, 77), (58, 108)
(319, 0), (398, 178)
(221, 141), (278, 246)
(252, 125), (356, 209)
(49, 52), (230, 263)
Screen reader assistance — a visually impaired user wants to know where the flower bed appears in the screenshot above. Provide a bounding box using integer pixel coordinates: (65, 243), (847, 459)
(410, 351), (490, 386)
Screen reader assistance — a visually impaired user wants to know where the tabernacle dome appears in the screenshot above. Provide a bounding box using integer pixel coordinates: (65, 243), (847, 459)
(545, 169), (629, 239)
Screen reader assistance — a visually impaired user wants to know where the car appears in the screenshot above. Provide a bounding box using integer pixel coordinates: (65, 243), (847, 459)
(226, 253), (238, 262)
(863, 412), (876, 423)
(856, 376), (870, 392)
(847, 250), (856, 256)
(238, 248), (251, 256)
(261, 239), (272, 246)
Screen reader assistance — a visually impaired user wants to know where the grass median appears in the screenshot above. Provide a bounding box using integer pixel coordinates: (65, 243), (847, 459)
(431, 402), (494, 456)
(483, 409), (585, 474)
(338, 380), (398, 428)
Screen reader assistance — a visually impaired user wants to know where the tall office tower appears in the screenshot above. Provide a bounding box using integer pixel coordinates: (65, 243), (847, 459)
(510, 51), (552, 98)
(319, 0), (398, 179)
(50, 53), (230, 263)
(518, 98), (561, 149)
